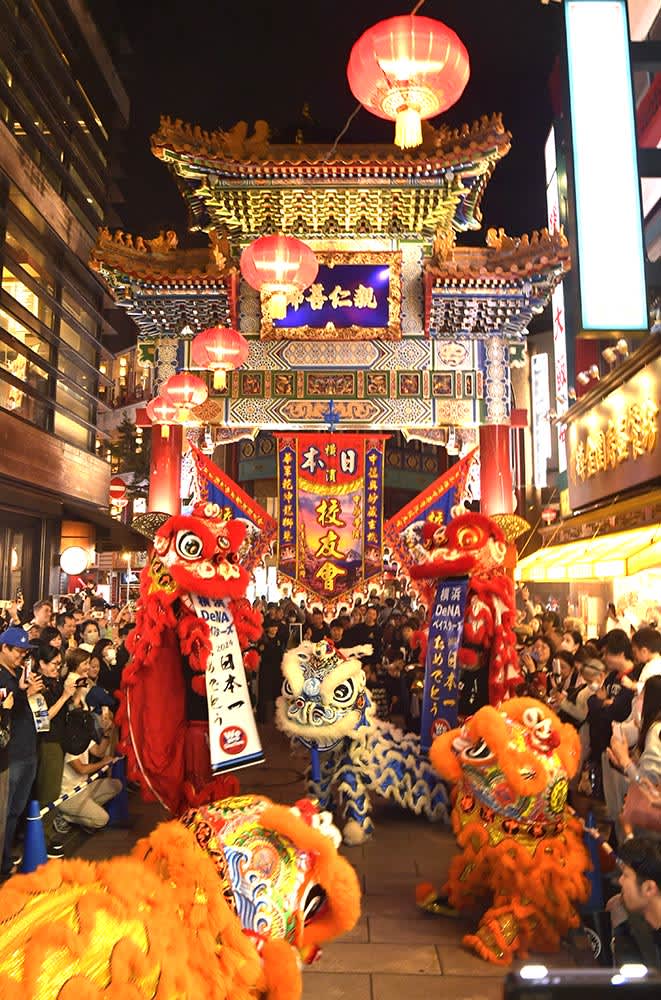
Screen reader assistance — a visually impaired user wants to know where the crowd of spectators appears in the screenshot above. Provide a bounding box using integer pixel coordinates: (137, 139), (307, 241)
(0, 591), (135, 880)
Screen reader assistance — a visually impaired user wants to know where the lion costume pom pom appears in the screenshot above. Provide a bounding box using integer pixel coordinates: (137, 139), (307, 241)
(418, 699), (590, 965)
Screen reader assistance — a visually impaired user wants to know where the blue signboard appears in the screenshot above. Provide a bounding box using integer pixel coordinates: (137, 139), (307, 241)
(420, 577), (469, 752)
(273, 264), (390, 330)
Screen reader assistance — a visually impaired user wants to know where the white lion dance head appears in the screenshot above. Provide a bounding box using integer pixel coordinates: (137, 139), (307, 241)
(275, 640), (373, 751)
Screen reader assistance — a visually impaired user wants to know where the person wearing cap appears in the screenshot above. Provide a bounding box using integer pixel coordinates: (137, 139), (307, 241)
(0, 626), (44, 878)
(607, 838), (661, 968)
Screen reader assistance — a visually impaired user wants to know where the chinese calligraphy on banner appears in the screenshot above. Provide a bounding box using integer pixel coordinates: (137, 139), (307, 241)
(420, 577), (469, 753)
(191, 445), (277, 571)
(191, 595), (264, 774)
(384, 449), (477, 570)
(275, 433), (388, 603)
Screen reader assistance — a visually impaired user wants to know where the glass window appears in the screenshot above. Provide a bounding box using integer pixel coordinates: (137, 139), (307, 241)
(0, 305), (51, 365)
(0, 327), (50, 429)
(53, 411), (89, 449)
(60, 287), (98, 362)
(58, 349), (95, 393)
(9, 184), (47, 235)
(55, 380), (91, 422)
(2, 261), (54, 330)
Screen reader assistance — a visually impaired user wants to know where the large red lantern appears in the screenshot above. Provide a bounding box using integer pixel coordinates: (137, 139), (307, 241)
(146, 394), (178, 439)
(240, 234), (318, 320)
(191, 326), (250, 391)
(347, 14), (470, 149)
(162, 372), (209, 415)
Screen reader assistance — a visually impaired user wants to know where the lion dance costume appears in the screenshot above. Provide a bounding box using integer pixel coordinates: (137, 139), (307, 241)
(276, 639), (448, 844)
(117, 502), (263, 813)
(418, 699), (590, 965)
(0, 794), (361, 999)
(410, 511), (522, 715)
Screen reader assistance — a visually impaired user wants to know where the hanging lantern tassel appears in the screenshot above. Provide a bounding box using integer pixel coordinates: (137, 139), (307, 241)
(212, 369), (227, 391)
(395, 105), (422, 150)
(161, 424), (170, 440)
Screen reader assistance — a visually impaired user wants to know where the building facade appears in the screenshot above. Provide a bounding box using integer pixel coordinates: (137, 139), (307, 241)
(0, 0), (135, 606)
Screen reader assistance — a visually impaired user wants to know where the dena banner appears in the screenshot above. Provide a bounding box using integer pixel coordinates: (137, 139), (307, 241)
(275, 433), (388, 602)
(420, 577), (469, 753)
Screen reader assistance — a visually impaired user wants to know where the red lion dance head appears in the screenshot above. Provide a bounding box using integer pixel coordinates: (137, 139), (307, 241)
(118, 502), (263, 813)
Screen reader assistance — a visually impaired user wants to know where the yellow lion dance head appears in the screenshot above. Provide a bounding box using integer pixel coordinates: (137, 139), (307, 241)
(426, 698), (590, 965)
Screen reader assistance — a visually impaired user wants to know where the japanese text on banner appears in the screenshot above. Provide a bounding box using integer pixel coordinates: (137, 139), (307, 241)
(420, 577), (469, 753)
(191, 595), (264, 774)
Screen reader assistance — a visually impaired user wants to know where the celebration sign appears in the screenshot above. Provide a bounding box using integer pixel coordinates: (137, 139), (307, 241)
(275, 433), (388, 602)
(420, 577), (469, 752)
(191, 595), (264, 774)
(191, 445), (276, 569)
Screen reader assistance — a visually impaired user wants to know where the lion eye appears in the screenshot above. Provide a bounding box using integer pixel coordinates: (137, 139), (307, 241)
(301, 883), (326, 924)
(464, 739), (492, 761)
(175, 530), (204, 560)
(333, 680), (355, 704)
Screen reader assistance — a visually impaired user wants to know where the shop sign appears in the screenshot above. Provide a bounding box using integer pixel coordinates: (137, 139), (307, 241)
(567, 356), (660, 509)
(263, 251), (401, 341)
(531, 353), (552, 488)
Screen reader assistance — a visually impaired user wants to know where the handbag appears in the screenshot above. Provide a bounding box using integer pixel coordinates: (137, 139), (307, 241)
(621, 778), (661, 834)
(61, 707), (97, 756)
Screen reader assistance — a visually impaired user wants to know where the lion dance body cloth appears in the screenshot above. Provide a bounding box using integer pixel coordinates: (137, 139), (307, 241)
(118, 502), (264, 813)
(276, 640), (448, 844)
(418, 699), (590, 965)
(0, 794), (361, 1000)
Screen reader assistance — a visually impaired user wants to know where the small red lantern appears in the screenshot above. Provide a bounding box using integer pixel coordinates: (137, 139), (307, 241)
(347, 14), (470, 149)
(240, 234), (318, 320)
(191, 326), (250, 391)
(162, 372), (209, 415)
(146, 395), (178, 439)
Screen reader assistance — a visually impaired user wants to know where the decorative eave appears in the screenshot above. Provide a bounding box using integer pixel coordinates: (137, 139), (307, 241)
(150, 114), (511, 242)
(425, 228), (570, 339)
(89, 228), (237, 335)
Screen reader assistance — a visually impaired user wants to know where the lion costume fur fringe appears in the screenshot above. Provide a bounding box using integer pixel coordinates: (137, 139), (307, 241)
(420, 698), (590, 965)
(0, 799), (361, 1000)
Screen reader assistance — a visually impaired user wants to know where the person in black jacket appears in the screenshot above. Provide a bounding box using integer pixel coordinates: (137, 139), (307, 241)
(256, 620), (287, 724)
(0, 685), (14, 876)
(36, 645), (77, 857)
(608, 838), (661, 969)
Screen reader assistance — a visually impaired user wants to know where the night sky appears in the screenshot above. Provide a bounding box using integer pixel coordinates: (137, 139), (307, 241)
(110, 0), (564, 246)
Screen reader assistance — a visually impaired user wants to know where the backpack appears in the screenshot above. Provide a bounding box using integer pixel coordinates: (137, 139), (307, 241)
(61, 707), (96, 756)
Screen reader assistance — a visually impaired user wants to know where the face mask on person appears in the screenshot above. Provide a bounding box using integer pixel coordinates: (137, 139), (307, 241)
(103, 647), (117, 665)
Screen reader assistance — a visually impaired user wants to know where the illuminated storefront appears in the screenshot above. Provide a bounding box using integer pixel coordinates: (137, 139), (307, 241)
(517, 334), (661, 632)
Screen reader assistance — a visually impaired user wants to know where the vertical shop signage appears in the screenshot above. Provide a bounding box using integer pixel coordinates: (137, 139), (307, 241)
(531, 353), (552, 488)
(565, 0), (647, 331)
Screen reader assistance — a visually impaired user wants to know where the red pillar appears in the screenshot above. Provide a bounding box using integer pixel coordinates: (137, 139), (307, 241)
(148, 424), (182, 515)
(479, 424), (514, 516)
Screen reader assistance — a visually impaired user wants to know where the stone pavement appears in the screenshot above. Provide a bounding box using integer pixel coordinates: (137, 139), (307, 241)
(75, 724), (580, 1000)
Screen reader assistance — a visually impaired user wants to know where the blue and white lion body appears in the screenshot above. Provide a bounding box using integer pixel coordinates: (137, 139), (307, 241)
(275, 639), (448, 844)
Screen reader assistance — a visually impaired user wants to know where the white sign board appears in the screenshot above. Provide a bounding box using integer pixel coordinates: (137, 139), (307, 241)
(191, 595), (264, 774)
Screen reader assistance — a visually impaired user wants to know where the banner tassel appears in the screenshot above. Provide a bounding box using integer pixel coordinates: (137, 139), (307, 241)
(310, 746), (321, 783)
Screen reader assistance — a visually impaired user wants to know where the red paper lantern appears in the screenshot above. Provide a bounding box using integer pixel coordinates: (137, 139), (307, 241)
(347, 14), (470, 149)
(191, 326), (250, 391)
(146, 395), (178, 439)
(162, 372), (209, 413)
(240, 234), (318, 320)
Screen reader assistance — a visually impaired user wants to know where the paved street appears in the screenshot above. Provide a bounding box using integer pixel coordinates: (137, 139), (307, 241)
(76, 725), (579, 999)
